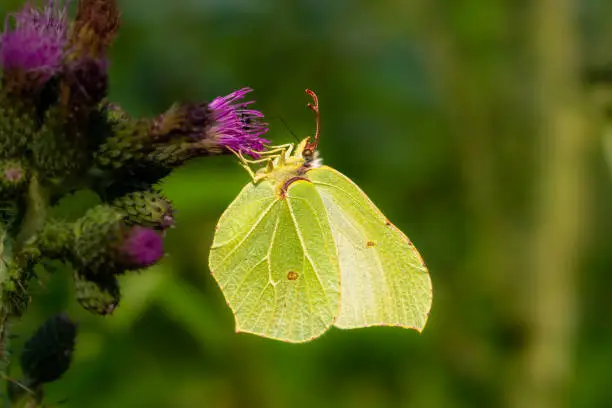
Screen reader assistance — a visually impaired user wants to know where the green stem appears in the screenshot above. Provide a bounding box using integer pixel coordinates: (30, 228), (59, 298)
(0, 174), (48, 389)
(14, 175), (48, 254)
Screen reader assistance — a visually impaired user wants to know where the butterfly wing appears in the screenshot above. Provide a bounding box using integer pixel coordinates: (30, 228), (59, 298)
(209, 179), (340, 342)
(308, 166), (432, 331)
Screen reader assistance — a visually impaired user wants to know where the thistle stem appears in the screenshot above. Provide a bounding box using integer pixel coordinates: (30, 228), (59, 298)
(15, 174), (48, 254)
(0, 173), (48, 383)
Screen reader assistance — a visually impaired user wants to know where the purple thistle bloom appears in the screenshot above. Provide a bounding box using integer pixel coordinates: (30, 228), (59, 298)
(209, 87), (269, 158)
(120, 226), (164, 268)
(0, 0), (69, 81)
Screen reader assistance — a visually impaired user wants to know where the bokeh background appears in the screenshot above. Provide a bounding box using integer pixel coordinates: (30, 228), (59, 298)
(3, 0), (612, 407)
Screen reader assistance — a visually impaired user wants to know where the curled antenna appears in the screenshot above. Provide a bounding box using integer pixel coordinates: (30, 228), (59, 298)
(304, 89), (320, 152)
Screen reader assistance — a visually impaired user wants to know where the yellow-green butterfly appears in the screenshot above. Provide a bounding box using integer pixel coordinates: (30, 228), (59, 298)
(209, 90), (432, 343)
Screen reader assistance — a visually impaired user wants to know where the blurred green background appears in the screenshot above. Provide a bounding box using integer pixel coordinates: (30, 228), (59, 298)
(3, 0), (612, 407)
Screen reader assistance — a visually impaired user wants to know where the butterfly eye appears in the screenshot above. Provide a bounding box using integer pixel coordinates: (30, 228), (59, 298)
(303, 148), (313, 159)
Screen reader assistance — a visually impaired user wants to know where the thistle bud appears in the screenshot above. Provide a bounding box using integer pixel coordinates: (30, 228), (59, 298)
(112, 190), (174, 231)
(74, 205), (164, 275)
(20, 313), (77, 386)
(0, 104), (37, 158)
(94, 118), (153, 170)
(0, 159), (28, 198)
(74, 272), (120, 315)
(35, 219), (74, 260)
(31, 106), (88, 182)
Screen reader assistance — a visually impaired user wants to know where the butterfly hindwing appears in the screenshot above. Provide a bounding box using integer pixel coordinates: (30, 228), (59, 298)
(307, 166), (432, 331)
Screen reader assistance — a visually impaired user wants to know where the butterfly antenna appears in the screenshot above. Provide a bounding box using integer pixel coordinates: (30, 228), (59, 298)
(305, 89), (320, 150)
(268, 116), (300, 142)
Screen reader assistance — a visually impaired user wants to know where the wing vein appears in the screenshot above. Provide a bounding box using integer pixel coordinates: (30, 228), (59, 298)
(215, 199), (278, 267)
(286, 197), (325, 294)
(232, 257), (269, 314)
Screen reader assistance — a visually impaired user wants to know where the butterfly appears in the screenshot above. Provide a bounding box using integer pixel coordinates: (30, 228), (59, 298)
(209, 90), (432, 342)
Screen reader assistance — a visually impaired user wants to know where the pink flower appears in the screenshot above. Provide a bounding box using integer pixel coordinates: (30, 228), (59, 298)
(0, 1), (69, 82)
(209, 87), (269, 157)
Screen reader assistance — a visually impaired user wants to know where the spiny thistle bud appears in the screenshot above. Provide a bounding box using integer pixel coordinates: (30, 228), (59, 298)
(112, 190), (174, 231)
(105, 102), (130, 124)
(0, 159), (28, 197)
(35, 219), (74, 260)
(0, 0), (69, 94)
(74, 272), (119, 315)
(31, 105), (88, 181)
(19, 313), (77, 386)
(94, 118), (151, 169)
(0, 104), (37, 158)
(74, 205), (164, 275)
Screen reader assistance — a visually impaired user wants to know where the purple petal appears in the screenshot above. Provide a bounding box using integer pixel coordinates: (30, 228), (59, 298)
(120, 226), (164, 268)
(0, 1), (69, 79)
(209, 87), (269, 158)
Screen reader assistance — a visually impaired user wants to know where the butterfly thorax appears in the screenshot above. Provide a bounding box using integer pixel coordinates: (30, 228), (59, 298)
(252, 138), (322, 194)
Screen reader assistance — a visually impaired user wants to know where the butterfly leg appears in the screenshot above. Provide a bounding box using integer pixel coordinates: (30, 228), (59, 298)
(228, 148), (275, 180)
(251, 143), (294, 159)
(259, 143), (293, 153)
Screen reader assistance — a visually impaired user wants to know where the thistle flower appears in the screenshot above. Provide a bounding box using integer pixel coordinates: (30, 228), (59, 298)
(96, 87), (269, 179)
(0, 0), (69, 86)
(208, 87), (269, 157)
(2, 160), (26, 184)
(0, 159), (28, 196)
(119, 226), (164, 268)
(74, 205), (165, 274)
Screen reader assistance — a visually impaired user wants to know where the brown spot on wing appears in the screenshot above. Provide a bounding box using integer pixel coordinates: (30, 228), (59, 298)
(287, 271), (299, 281)
(366, 241), (376, 247)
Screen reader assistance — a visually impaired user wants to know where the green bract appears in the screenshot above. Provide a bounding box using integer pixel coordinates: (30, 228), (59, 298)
(209, 96), (432, 342)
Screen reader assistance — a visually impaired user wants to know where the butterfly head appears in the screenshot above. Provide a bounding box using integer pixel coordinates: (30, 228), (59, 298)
(235, 89), (323, 182)
(299, 89), (322, 168)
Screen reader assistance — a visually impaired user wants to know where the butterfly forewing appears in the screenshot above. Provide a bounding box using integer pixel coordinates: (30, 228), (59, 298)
(307, 166), (432, 331)
(209, 179), (340, 342)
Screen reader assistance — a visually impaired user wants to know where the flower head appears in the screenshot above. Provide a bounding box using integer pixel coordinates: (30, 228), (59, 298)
(0, 0), (69, 82)
(119, 226), (164, 268)
(0, 159), (27, 192)
(209, 87), (269, 157)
